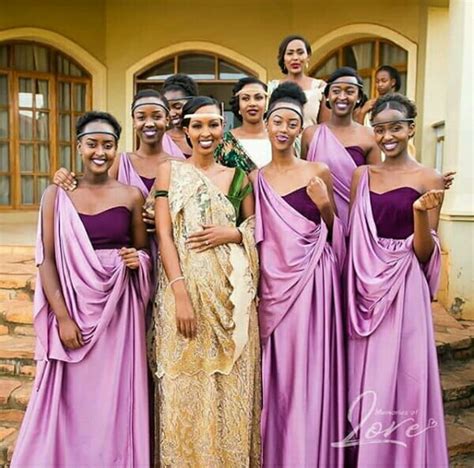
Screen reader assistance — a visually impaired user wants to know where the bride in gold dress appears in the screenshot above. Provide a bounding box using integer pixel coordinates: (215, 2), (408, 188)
(149, 96), (261, 467)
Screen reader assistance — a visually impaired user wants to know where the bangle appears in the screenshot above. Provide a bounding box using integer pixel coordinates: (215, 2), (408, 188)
(169, 276), (184, 287)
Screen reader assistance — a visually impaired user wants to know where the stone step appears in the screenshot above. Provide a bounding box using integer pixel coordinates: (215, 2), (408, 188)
(434, 304), (474, 363)
(0, 377), (33, 412)
(0, 335), (35, 378)
(0, 300), (33, 328)
(450, 452), (474, 467)
(447, 408), (474, 458)
(0, 252), (36, 298)
(441, 359), (474, 411)
(0, 424), (18, 466)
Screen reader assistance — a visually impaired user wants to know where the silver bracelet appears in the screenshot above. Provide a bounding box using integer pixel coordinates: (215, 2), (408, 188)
(169, 276), (185, 287)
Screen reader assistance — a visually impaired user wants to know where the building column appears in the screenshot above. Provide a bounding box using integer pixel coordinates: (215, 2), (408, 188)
(438, 0), (474, 319)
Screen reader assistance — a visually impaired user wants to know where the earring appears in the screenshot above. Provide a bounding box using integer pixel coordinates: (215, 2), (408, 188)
(305, 62), (309, 70)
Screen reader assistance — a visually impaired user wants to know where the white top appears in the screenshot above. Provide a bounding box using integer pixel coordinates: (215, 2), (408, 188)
(238, 138), (272, 168)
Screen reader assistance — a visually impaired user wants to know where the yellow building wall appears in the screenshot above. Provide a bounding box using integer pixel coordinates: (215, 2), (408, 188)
(0, 0), (106, 63)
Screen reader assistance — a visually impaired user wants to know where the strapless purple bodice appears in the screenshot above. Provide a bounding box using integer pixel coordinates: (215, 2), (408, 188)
(283, 187), (321, 225)
(139, 175), (155, 192)
(370, 187), (421, 239)
(79, 206), (132, 249)
(346, 146), (365, 167)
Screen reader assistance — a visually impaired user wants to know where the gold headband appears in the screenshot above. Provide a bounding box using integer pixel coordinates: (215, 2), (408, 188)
(235, 88), (268, 97)
(183, 113), (224, 121)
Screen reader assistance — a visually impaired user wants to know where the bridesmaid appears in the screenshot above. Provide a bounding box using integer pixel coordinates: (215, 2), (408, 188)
(343, 93), (448, 466)
(11, 111), (152, 467)
(161, 73), (199, 158)
(255, 82), (346, 467)
(215, 76), (271, 172)
(301, 67), (381, 227)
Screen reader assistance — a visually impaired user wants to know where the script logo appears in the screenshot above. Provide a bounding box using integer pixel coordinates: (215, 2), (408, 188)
(331, 390), (438, 448)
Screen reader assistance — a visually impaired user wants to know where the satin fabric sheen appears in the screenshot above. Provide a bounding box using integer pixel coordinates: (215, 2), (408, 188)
(255, 171), (346, 467)
(11, 188), (152, 467)
(162, 132), (187, 159)
(306, 124), (360, 228)
(344, 168), (448, 467)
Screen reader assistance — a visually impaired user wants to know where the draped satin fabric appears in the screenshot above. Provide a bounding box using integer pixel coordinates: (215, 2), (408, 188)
(306, 124), (357, 228)
(117, 152), (152, 198)
(11, 188), (152, 467)
(255, 171), (346, 467)
(162, 132), (187, 159)
(345, 168), (448, 467)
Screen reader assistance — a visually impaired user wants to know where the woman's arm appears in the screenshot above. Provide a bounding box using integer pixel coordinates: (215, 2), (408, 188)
(300, 125), (317, 160)
(413, 172), (444, 263)
(186, 171), (251, 252)
(155, 161), (196, 339)
(119, 188), (149, 270)
(39, 185), (84, 349)
(306, 164), (335, 232)
(349, 165), (366, 213)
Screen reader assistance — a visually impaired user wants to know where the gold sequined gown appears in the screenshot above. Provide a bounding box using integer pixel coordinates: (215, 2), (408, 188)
(148, 161), (261, 467)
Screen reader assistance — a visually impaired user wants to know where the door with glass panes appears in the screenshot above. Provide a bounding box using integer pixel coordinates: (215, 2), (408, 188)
(0, 42), (91, 209)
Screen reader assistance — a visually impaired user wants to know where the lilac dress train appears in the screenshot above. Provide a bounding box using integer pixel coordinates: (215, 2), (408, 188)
(343, 168), (448, 466)
(256, 172), (346, 467)
(11, 189), (152, 467)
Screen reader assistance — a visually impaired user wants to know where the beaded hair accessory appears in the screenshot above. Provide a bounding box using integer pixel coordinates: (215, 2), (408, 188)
(235, 88), (268, 97)
(371, 118), (415, 127)
(77, 130), (118, 140)
(131, 102), (170, 114)
(167, 96), (194, 102)
(183, 113), (224, 121)
(328, 80), (364, 89)
(265, 106), (304, 124)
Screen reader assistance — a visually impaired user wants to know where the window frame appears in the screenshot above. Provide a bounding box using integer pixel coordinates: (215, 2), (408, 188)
(0, 41), (92, 210)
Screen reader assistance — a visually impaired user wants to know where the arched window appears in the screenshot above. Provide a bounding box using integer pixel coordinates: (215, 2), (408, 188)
(310, 39), (408, 97)
(0, 41), (91, 209)
(135, 53), (255, 132)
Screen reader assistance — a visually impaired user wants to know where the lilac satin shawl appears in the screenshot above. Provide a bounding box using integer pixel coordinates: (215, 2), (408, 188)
(33, 188), (152, 363)
(306, 124), (357, 227)
(255, 171), (345, 342)
(117, 152), (150, 197)
(347, 167), (440, 337)
(162, 133), (187, 159)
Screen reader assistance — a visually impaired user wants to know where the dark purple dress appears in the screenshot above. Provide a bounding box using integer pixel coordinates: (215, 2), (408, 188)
(370, 187), (421, 239)
(346, 146), (365, 167)
(139, 176), (155, 192)
(79, 206), (131, 249)
(283, 187), (321, 225)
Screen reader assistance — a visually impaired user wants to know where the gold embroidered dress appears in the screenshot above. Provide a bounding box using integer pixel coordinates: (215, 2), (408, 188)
(149, 161), (261, 467)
